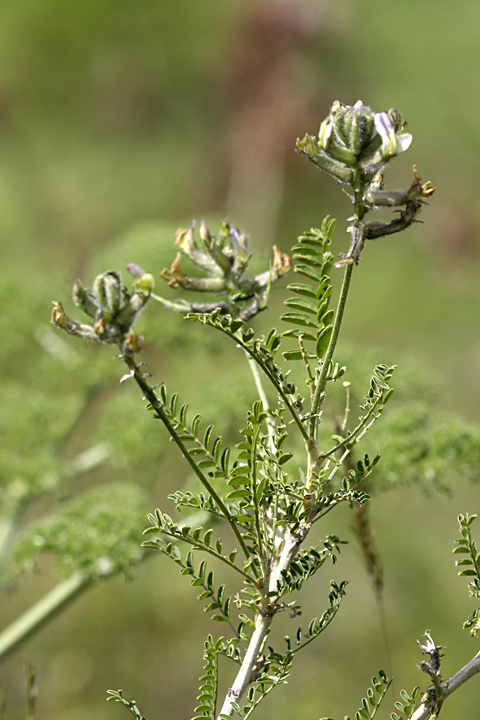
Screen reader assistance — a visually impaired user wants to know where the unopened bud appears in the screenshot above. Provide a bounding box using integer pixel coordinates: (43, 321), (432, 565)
(199, 220), (212, 247)
(126, 263), (154, 293)
(219, 221), (231, 244)
(126, 263), (145, 279)
(73, 279), (97, 318)
(115, 289), (150, 332)
(136, 273), (155, 293)
(103, 272), (122, 315)
(296, 134), (354, 184)
(93, 271), (122, 314)
(333, 100), (375, 156)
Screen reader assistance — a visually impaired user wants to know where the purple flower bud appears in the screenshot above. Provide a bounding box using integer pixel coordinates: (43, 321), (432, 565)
(126, 263), (146, 279)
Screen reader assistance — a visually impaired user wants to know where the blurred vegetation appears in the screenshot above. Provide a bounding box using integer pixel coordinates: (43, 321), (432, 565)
(1, 1), (480, 719)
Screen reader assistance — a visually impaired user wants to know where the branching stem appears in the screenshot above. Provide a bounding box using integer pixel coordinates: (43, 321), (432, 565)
(217, 531), (302, 718)
(411, 650), (480, 719)
(233, 336), (309, 442)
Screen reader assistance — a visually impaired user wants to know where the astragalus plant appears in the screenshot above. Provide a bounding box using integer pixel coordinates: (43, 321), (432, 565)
(49, 101), (480, 720)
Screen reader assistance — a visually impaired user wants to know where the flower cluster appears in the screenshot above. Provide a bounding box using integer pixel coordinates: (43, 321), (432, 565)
(297, 100), (435, 266)
(51, 269), (154, 355)
(159, 220), (291, 320)
(297, 100), (412, 185)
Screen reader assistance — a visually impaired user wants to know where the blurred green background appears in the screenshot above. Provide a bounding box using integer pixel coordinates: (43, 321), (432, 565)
(2, 0), (480, 718)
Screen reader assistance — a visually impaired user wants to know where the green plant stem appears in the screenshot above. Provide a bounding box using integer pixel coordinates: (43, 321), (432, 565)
(308, 262), (354, 441)
(320, 397), (382, 460)
(235, 338), (308, 442)
(122, 355), (253, 568)
(251, 430), (266, 576)
(150, 293), (194, 313)
(0, 572), (92, 663)
(245, 351), (276, 451)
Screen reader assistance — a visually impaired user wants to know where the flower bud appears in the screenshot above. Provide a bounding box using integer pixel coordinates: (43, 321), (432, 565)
(73, 279), (97, 318)
(296, 134), (354, 184)
(115, 290), (150, 332)
(332, 100), (375, 156)
(199, 220), (213, 247)
(93, 271), (122, 314)
(102, 272), (122, 315)
(126, 263), (145, 279)
(136, 273), (155, 293)
(125, 262), (155, 293)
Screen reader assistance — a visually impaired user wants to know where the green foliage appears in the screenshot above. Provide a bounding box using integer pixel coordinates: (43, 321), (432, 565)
(0, 384), (83, 507)
(10, 484), (149, 580)
(192, 635), (221, 720)
(283, 580), (347, 652)
(107, 689), (148, 720)
(237, 649), (294, 720)
(282, 217), (336, 363)
(155, 383), (231, 478)
(454, 513), (480, 636)
(143, 510), (249, 581)
(390, 686), (421, 720)
(276, 543), (345, 596)
(320, 671), (392, 720)
(367, 404), (480, 494)
(142, 523), (237, 626)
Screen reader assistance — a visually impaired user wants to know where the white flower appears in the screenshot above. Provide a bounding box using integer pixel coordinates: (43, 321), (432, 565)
(374, 112), (412, 158)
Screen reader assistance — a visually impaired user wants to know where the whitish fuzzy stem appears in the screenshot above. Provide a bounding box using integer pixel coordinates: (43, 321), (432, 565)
(217, 530), (302, 719)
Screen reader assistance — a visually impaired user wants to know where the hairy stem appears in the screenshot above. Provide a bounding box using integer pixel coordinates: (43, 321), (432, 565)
(217, 530), (302, 718)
